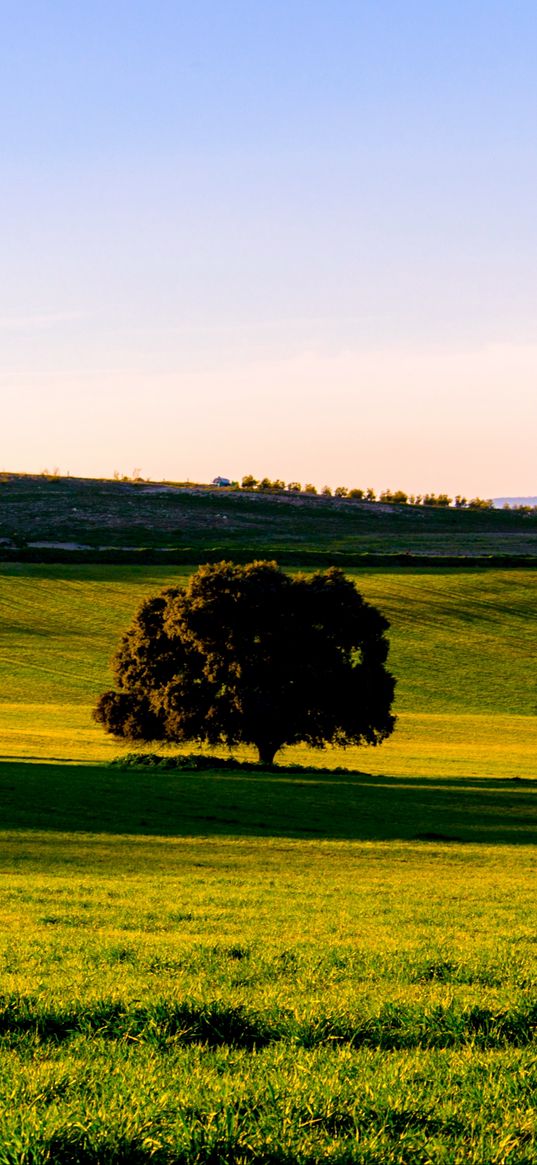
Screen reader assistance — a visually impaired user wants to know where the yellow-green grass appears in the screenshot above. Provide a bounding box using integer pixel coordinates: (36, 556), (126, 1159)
(0, 764), (535, 1162)
(0, 565), (536, 1160)
(0, 564), (535, 777)
(0, 836), (535, 1161)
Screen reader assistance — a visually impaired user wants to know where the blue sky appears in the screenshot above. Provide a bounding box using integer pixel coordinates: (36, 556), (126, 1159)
(2, 1), (537, 492)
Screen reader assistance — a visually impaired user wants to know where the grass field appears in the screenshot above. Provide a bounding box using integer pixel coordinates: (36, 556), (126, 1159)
(0, 563), (535, 1160)
(0, 564), (536, 776)
(0, 764), (535, 1162)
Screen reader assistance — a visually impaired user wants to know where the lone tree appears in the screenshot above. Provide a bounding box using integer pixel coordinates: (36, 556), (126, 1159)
(94, 561), (396, 765)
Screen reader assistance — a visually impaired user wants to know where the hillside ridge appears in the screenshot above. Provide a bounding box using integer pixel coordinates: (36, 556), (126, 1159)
(1, 472), (536, 563)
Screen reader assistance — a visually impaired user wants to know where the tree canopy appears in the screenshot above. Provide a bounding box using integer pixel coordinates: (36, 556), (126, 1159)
(94, 561), (396, 765)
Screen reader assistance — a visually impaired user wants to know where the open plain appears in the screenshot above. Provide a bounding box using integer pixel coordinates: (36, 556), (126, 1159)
(0, 499), (535, 1161)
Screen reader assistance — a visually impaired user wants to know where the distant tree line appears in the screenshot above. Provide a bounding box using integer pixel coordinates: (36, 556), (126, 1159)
(103, 471), (537, 515)
(501, 503), (537, 514)
(239, 476), (495, 510)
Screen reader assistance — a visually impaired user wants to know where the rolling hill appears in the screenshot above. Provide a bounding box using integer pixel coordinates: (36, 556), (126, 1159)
(1, 472), (537, 562)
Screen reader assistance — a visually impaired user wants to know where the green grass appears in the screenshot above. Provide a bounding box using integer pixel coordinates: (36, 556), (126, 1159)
(0, 564), (536, 776)
(0, 768), (535, 1161)
(0, 563), (535, 1159)
(0, 759), (531, 843)
(0, 760), (535, 843)
(0, 1041), (535, 1164)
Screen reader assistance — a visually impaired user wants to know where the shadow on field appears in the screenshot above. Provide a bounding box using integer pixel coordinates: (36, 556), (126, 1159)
(0, 760), (535, 844)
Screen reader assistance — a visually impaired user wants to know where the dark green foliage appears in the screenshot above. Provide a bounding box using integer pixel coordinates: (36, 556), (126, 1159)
(113, 752), (356, 774)
(380, 489), (408, 505)
(421, 492), (452, 507)
(467, 496), (494, 510)
(94, 562), (395, 764)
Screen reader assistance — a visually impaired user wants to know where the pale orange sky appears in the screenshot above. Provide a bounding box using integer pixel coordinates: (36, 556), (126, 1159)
(3, 3), (537, 496)
(5, 338), (536, 495)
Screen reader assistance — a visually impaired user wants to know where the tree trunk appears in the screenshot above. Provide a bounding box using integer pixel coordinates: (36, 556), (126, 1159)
(256, 741), (278, 766)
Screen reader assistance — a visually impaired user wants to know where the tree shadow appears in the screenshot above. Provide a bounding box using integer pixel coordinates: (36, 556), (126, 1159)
(0, 760), (535, 845)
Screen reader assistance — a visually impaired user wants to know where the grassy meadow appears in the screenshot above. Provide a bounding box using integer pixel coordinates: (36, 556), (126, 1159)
(0, 563), (535, 776)
(0, 563), (535, 1160)
(0, 768), (535, 1162)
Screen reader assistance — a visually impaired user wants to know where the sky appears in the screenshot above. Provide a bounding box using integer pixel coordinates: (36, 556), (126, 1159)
(2, 1), (537, 495)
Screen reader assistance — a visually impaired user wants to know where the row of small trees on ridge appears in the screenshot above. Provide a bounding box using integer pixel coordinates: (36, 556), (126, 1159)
(239, 476), (494, 509)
